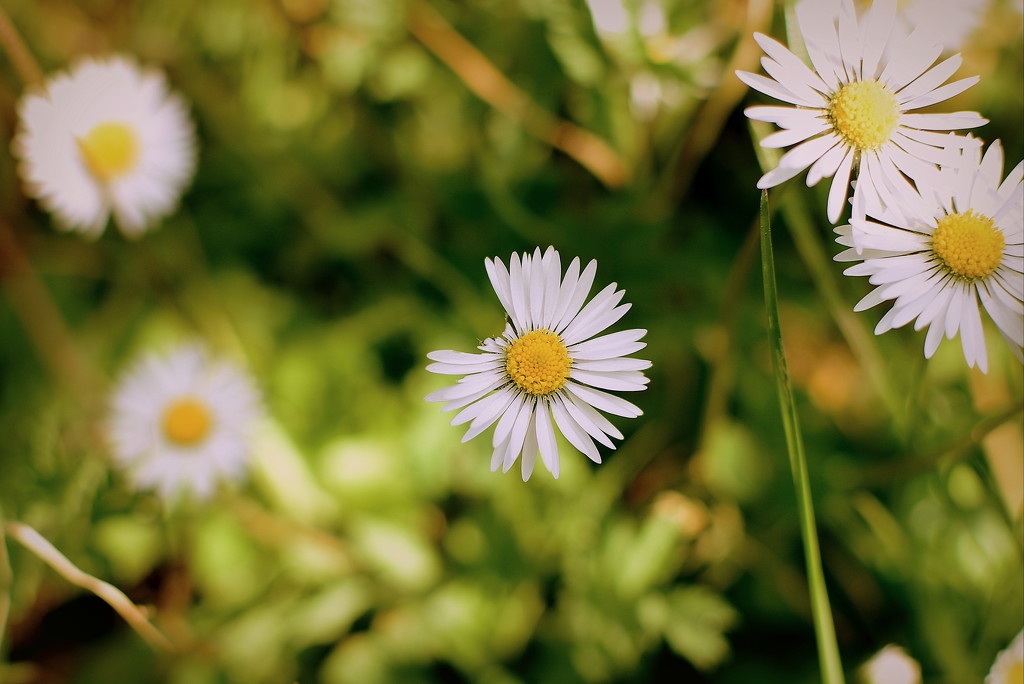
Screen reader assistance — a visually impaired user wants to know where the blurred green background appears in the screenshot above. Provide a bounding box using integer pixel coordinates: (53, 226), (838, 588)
(0, 0), (1022, 682)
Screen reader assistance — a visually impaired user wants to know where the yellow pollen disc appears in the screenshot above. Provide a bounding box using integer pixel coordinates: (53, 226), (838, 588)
(1007, 662), (1023, 684)
(77, 121), (140, 181)
(828, 79), (900, 151)
(161, 397), (213, 447)
(505, 329), (572, 397)
(932, 210), (1005, 280)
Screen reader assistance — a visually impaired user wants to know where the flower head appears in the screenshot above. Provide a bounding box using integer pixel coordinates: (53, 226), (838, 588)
(108, 345), (262, 501)
(986, 631), (1024, 684)
(835, 139), (1023, 372)
(14, 55), (197, 237)
(861, 645), (921, 684)
(426, 247), (650, 480)
(737, 0), (987, 223)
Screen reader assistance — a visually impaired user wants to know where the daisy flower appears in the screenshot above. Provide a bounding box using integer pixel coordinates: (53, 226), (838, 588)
(835, 139), (1023, 372)
(861, 645), (921, 684)
(986, 631), (1024, 684)
(900, 0), (989, 53)
(426, 247), (650, 480)
(736, 0), (987, 223)
(13, 55), (196, 237)
(108, 345), (262, 501)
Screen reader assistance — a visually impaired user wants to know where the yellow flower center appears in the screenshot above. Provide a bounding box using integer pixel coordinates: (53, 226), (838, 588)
(932, 210), (1005, 280)
(77, 121), (140, 181)
(828, 79), (900, 151)
(505, 329), (572, 396)
(1007, 662), (1023, 684)
(161, 397), (213, 446)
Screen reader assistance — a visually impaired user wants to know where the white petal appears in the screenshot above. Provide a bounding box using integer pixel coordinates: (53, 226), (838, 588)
(550, 396), (600, 463)
(827, 149), (855, 223)
(566, 381), (642, 418)
(898, 112), (987, 131)
(736, 71), (820, 107)
(572, 358), (652, 372)
(904, 77), (981, 112)
(895, 54), (963, 104)
(535, 403), (560, 478)
(554, 259), (598, 332)
(427, 350), (493, 364)
(761, 122), (830, 149)
(568, 329), (647, 360)
(485, 257), (515, 318)
(570, 369), (650, 392)
(460, 389), (516, 444)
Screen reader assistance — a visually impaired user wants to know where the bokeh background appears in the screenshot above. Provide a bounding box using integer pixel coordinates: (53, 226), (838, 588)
(0, 0), (1022, 682)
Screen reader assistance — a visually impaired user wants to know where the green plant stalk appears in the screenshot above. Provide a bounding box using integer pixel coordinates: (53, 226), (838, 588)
(747, 120), (902, 428)
(760, 191), (845, 684)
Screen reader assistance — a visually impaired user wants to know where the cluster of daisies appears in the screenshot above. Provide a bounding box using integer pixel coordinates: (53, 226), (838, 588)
(739, 0), (1023, 373)
(11, 56), (261, 501)
(12, 57), (652, 492)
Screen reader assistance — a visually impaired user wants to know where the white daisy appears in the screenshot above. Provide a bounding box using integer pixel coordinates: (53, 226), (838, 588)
(13, 55), (196, 238)
(736, 0), (987, 223)
(426, 247), (650, 480)
(986, 631), (1024, 684)
(861, 645), (921, 684)
(900, 0), (989, 53)
(108, 345), (262, 501)
(835, 139), (1023, 372)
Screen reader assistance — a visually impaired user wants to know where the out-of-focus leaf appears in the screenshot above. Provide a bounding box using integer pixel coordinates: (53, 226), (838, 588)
(662, 586), (738, 671)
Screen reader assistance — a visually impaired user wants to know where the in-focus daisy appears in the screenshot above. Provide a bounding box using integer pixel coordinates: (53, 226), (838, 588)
(861, 645), (921, 684)
(426, 247), (650, 480)
(835, 139), (1023, 372)
(986, 631), (1024, 684)
(109, 345), (261, 501)
(737, 0), (987, 223)
(14, 55), (196, 237)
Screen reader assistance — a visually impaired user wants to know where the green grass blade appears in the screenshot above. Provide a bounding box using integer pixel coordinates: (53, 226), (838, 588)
(760, 190), (846, 684)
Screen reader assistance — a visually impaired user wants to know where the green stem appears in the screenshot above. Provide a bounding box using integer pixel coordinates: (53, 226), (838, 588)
(760, 191), (845, 684)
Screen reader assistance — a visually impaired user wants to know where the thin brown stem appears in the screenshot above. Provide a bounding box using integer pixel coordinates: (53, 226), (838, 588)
(0, 508), (12, 659)
(409, 1), (627, 189)
(660, 0), (774, 208)
(4, 522), (175, 653)
(0, 3), (43, 87)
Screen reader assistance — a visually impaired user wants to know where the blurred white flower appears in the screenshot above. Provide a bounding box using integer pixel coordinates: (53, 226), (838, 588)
(426, 247), (650, 480)
(861, 645), (921, 684)
(14, 55), (196, 238)
(737, 0), (986, 223)
(109, 345), (261, 501)
(900, 0), (989, 53)
(986, 631), (1024, 684)
(835, 139), (1023, 372)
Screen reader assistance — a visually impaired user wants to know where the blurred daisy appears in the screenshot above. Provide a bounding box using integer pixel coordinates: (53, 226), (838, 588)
(900, 0), (989, 53)
(986, 631), (1024, 684)
(426, 247), (650, 480)
(109, 345), (261, 501)
(14, 55), (196, 237)
(737, 0), (986, 223)
(835, 139), (1023, 372)
(861, 645), (921, 684)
